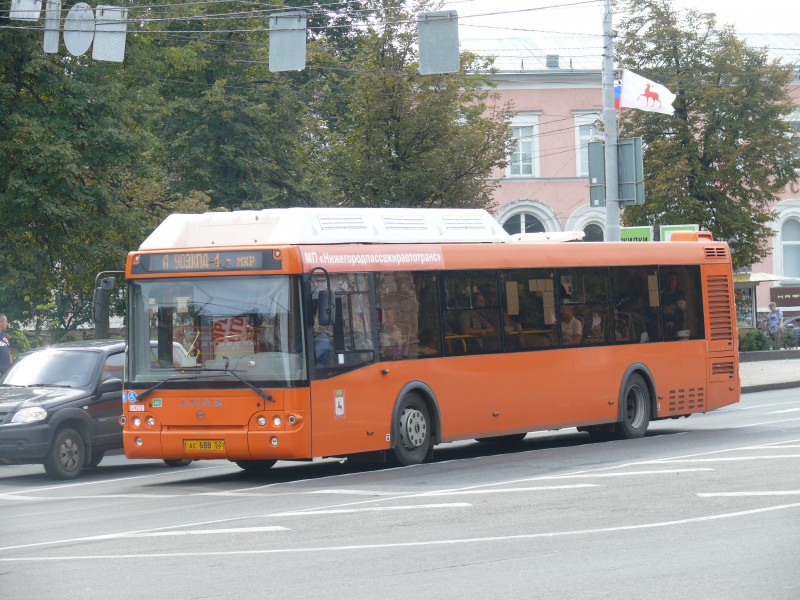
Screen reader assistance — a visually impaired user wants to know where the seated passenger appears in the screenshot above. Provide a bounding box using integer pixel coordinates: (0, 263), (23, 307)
(560, 303), (583, 345)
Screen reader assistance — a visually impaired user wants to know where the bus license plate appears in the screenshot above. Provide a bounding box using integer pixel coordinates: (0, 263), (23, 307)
(184, 439), (225, 451)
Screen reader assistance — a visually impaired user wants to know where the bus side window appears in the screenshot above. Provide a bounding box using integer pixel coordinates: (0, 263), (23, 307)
(611, 266), (662, 344)
(659, 266), (705, 341)
(312, 273), (374, 371)
(501, 269), (557, 351)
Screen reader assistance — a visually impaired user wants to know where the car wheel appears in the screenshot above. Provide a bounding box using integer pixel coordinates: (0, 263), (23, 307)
(44, 428), (86, 480)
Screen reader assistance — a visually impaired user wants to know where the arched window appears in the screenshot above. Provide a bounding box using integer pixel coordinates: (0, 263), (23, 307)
(583, 223), (604, 242)
(502, 212), (545, 235)
(782, 217), (800, 280)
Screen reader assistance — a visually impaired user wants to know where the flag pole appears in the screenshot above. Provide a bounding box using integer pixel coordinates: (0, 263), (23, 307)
(602, 0), (621, 242)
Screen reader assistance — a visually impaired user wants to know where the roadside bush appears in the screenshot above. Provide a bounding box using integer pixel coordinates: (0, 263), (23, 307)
(738, 328), (769, 352)
(780, 328), (798, 349)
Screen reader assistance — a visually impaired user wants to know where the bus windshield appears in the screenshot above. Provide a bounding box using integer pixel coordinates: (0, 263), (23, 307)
(128, 275), (306, 385)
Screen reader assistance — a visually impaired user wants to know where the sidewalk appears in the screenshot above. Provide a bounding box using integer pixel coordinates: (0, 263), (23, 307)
(739, 355), (800, 394)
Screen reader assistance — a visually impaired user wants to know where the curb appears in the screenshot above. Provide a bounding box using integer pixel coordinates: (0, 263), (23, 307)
(741, 380), (800, 394)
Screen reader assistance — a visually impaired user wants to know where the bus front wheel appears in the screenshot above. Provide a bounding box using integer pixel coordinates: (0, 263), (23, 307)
(235, 460), (277, 472)
(390, 393), (431, 466)
(614, 373), (651, 439)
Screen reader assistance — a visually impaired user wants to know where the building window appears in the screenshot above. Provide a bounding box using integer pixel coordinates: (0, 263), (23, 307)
(782, 217), (800, 280)
(507, 114), (540, 177)
(502, 212), (545, 235)
(583, 223), (604, 242)
(574, 112), (602, 177)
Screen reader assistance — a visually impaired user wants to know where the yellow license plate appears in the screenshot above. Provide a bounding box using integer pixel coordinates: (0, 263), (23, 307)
(184, 439), (225, 451)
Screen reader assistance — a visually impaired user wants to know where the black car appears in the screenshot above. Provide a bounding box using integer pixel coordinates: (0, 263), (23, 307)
(0, 340), (126, 479)
(0, 340), (191, 479)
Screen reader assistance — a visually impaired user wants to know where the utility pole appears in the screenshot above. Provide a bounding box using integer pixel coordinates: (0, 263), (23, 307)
(602, 0), (621, 242)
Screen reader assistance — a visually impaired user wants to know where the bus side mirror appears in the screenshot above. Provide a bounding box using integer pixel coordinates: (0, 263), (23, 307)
(317, 290), (336, 327)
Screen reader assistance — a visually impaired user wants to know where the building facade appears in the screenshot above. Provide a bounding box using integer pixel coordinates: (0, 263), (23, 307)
(475, 34), (800, 317)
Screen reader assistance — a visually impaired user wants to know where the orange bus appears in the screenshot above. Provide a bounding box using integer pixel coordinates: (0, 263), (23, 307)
(121, 208), (739, 471)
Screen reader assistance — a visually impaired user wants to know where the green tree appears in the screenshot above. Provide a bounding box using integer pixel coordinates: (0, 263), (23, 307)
(312, 0), (513, 208)
(615, 1), (800, 268)
(0, 21), (161, 338)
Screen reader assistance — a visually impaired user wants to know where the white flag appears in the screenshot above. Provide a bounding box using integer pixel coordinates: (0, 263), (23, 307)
(619, 69), (676, 115)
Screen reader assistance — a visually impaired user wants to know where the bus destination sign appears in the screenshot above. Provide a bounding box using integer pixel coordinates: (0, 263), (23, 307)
(132, 251), (282, 274)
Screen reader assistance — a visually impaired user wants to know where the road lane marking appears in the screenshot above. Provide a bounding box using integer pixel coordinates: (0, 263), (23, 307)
(733, 417), (800, 428)
(270, 503), (471, 517)
(641, 455), (800, 464)
(2, 502), (798, 562)
(698, 491), (800, 497)
(117, 527), (289, 537)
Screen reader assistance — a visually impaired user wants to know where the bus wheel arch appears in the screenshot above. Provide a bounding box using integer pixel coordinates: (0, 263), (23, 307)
(615, 365), (655, 439)
(389, 382), (440, 466)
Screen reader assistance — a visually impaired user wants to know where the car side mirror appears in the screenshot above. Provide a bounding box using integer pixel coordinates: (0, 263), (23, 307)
(99, 378), (123, 394)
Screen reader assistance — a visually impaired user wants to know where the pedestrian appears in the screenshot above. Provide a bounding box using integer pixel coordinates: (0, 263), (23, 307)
(764, 302), (783, 345)
(0, 314), (10, 377)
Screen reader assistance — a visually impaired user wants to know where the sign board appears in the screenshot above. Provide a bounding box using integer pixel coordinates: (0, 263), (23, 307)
(418, 11), (460, 74)
(269, 11), (307, 72)
(620, 226), (653, 242)
(660, 224), (698, 241)
(771, 286), (800, 308)
(587, 138), (645, 206)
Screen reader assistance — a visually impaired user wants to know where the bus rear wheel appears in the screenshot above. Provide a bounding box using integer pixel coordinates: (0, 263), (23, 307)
(614, 373), (651, 439)
(390, 393), (431, 466)
(235, 460), (277, 472)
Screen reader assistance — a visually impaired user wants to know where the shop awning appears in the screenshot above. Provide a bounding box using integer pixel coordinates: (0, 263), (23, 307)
(733, 272), (793, 283)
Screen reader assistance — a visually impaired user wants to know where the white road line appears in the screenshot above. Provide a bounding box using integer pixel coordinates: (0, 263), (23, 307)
(733, 417), (800, 428)
(2, 502), (798, 562)
(698, 491), (800, 497)
(768, 408), (800, 415)
(0, 463), (232, 497)
(642, 455), (800, 464)
(116, 526), (289, 537)
(533, 468), (713, 480)
(270, 502), (471, 517)
(308, 489), (406, 496)
(420, 485), (597, 496)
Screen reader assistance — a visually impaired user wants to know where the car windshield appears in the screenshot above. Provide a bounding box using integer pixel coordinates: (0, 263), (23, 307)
(2, 350), (100, 388)
(128, 275), (306, 385)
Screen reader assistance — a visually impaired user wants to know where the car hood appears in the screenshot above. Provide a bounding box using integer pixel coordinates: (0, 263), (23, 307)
(0, 386), (89, 414)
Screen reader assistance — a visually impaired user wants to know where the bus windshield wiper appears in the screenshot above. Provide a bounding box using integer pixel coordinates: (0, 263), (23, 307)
(161, 363), (275, 404)
(138, 373), (222, 403)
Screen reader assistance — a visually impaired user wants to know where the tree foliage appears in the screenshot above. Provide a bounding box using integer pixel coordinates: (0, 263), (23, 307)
(313, 0), (513, 208)
(0, 0), (511, 337)
(615, 0), (800, 268)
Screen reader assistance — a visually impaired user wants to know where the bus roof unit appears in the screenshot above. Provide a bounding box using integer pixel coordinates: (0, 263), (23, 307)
(139, 207), (512, 250)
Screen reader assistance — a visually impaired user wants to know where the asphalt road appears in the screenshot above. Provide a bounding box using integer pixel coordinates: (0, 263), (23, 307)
(1, 388), (799, 600)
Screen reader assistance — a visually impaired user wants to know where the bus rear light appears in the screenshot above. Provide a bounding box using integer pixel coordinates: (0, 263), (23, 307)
(270, 437), (279, 447)
(133, 417), (141, 427)
(147, 417), (155, 427)
(272, 416), (282, 427)
(119, 416), (127, 426)
(258, 416), (267, 427)
(287, 415), (296, 425)
(135, 437), (143, 446)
